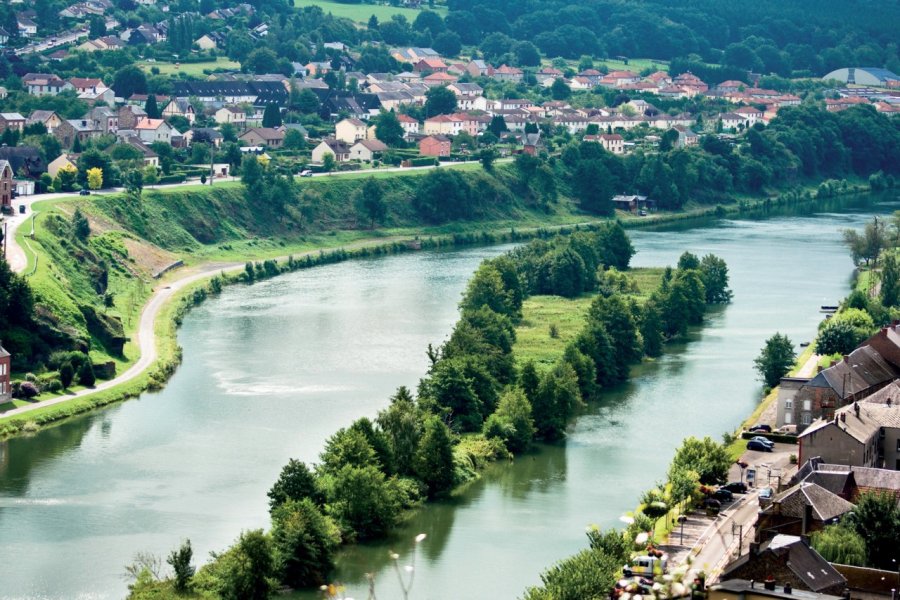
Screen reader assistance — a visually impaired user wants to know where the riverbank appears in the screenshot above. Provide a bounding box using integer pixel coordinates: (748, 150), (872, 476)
(0, 178), (881, 440)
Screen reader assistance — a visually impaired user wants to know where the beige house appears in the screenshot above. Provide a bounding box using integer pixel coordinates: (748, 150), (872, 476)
(27, 110), (63, 133)
(215, 106), (246, 126)
(349, 139), (388, 162)
(194, 34), (217, 50)
(311, 139), (351, 163)
(238, 128), (285, 148)
(47, 154), (77, 179)
(162, 99), (196, 125)
(335, 118), (368, 144)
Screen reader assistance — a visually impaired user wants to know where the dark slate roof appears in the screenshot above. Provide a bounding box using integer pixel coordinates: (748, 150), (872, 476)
(713, 580), (843, 600)
(723, 536), (846, 594)
(819, 346), (899, 399)
(172, 81), (287, 105)
(764, 482), (854, 521)
(0, 146), (45, 175)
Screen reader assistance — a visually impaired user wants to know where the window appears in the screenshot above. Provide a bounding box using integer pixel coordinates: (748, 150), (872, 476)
(803, 400), (811, 411)
(784, 412), (792, 424)
(785, 398), (793, 409)
(897, 439), (900, 453)
(801, 412), (812, 425)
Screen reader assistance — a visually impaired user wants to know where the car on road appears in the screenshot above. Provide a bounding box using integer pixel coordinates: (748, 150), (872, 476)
(747, 439), (773, 452)
(79, 189), (90, 195)
(776, 424), (797, 435)
(711, 488), (734, 502)
(749, 424), (772, 433)
(299, 169), (313, 177)
(759, 487), (775, 505)
(722, 482), (748, 494)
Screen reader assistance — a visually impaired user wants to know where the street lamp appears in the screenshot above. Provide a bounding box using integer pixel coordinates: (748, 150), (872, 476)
(678, 515), (687, 545)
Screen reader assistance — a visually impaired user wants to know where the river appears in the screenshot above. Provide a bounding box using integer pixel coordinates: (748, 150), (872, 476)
(0, 194), (895, 600)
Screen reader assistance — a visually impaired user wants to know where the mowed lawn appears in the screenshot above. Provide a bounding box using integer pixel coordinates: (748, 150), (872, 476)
(295, 0), (445, 22)
(137, 57), (240, 76)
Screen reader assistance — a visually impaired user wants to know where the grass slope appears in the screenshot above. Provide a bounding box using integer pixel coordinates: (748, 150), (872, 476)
(295, 0), (445, 22)
(136, 58), (241, 76)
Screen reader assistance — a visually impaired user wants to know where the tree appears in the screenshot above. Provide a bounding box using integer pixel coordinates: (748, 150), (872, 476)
(811, 523), (867, 567)
(244, 48), (279, 74)
(880, 253), (900, 307)
(415, 416), (456, 496)
(532, 360), (582, 440)
(167, 539), (195, 593)
(375, 110), (404, 147)
(354, 177), (386, 229)
(488, 115), (508, 137)
(376, 387), (424, 477)
(322, 153), (336, 173)
(433, 31), (462, 57)
(124, 169), (143, 199)
(483, 387), (534, 453)
(573, 159), (614, 215)
(515, 41), (541, 67)
(754, 333), (795, 388)
(319, 427), (379, 475)
(56, 164), (78, 192)
(424, 85), (457, 117)
(640, 299), (664, 357)
(816, 319), (864, 356)
(551, 78), (572, 101)
(268, 459), (319, 511)
(144, 94), (160, 119)
(271, 499), (340, 588)
(113, 66), (148, 99)
(284, 129), (306, 150)
(668, 436), (730, 485)
(262, 104), (282, 128)
(479, 148), (497, 172)
(241, 154), (263, 196)
(77, 359), (96, 387)
(295, 89), (320, 114)
(699, 254), (733, 304)
(59, 361), (75, 389)
(844, 491), (900, 569)
(72, 208), (90, 241)
(142, 165), (158, 187)
(217, 530), (275, 600)
(322, 464), (401, 539)
(86, 167), (103, 190)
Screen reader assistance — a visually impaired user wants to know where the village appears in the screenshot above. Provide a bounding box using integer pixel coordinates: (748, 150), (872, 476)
(0, 0), (896, 208)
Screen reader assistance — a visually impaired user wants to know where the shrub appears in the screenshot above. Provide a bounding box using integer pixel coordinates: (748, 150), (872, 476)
(18, 381), (40, 398)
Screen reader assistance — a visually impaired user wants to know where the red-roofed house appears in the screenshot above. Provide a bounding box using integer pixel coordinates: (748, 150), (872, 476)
(492, 65), (523, 83)
(419, 134), (451, 157)
(423, 72), (458, 86)
(396, 113), (420, 137)
(67, 78), (108, 95)
(135, 118), (175, 144)
(414, 58), (448, 73)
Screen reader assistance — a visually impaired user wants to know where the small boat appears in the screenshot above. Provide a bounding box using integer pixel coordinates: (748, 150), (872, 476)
(799, 342), (810, 347)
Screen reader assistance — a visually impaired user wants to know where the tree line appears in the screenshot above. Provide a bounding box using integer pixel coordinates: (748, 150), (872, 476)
(127, 225), (733, 597)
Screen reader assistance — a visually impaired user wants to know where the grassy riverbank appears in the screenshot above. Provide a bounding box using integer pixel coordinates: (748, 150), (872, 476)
(0, 166), (880, 439)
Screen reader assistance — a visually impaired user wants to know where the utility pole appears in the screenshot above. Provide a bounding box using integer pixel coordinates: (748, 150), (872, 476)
(209, 142), (215, 186)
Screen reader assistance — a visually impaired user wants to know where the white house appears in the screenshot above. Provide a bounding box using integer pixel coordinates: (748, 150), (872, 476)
(134, 117), (175, 144)
(335, 118), (368, 144)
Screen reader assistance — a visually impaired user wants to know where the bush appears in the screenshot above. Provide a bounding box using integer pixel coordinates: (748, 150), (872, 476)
(17, 381), (40, 398)
(47, 379), (63, 393)
(59, 362), (75, 389)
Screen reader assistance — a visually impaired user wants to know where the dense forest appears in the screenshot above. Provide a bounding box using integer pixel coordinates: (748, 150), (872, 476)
(126, 225), (733, 596)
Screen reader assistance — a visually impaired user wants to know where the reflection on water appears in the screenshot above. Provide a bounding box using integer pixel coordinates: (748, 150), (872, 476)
(0, 193), (896, 600)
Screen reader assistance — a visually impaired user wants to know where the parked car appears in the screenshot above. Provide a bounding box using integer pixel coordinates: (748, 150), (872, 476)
(749, 424), (772, 433)
(750, 436), (775, 447)
(79, 189), (90, 196)
(776, 424), (797, 435)
(299, 169), (313, 177)
(623, 555), (667, 578)
(747, 439), (773, 452)
(759, 487), (775, 504)
(711, 488), (734, 502)
(722, 482), (748, 494)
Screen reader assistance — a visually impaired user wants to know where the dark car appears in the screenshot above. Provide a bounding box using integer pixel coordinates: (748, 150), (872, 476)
(79, 189), (90, 196)
(749, 424), (772, 433)
(759, 487), (774, 500)
(722, 482), (748, 494)
(711, 488), (734, 502)
(747, 439), (773, 452)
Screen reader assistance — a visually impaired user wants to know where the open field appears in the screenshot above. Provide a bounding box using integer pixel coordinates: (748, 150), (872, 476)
(295, 0), (445, 23)
(136, 57), (240, 76)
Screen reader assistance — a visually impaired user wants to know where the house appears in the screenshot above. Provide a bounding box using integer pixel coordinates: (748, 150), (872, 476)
(311, 138), (350, 163)
(161, 99), (195, 125)
(710, 580), (844, 600)
(124, 136), (159, 168)
(422, 72), (457, 87)
(423, 114), (464, 136)
(47, 154), (77, 179)
(349, 139), (388, 162)
(0, 27), (9, 47)
(0, 147), (45, 178)
(492, 65), (523, 83)
(720, 535), (846, 595)
(735, 106), (765, 127)
(610, 195), (654, 212)
(522, 132), (543, 156)
(118, 105), (147, 130)
(720, 112), (751, 130)
(0, 342), (11, 404)
(419, 134), (451, 157)
(23, 73), (72, 96)
(86, 106), (118, 134)
(67, 78), (107, 95)
(466, 60), (493, 79)
(238, 127), (284, 148)
(672, 125), (699, 147)
(396, 113), (420, 138)
(447, 83), (484, 110)
(27, 110), (63, 133)
(17, 15), (37, 37)
(335, 118), (368, 144)
(414, 58), (448, 73)
(186, 128), (224, 148)
(135, 118), (174, 144)
(194, 34), (217, 50)
(215, 106), (246, 126)
(599, 133), (624, 154)
(798, 397), (900, 469)
(717, 80), (748, 93)
(536, 67), (563, 84)
(791, 458), (900, 503)
(55, 119), (101, 147)
(0, 160), (12, 212)
(755, 483), (855, 541)
(76, 36), (127, 52)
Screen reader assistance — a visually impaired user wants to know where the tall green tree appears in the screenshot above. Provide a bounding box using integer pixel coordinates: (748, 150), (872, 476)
(415, 415), (456, 497)
(262, 104), (282, 128)
(376, 387), (424, 477)
(216, 530), (275, 600)
(268, 459), (320, 511)
(699, 254), (733, 304)
(112, 66), (148, 99)
(754, 333), (795, 388)
(531, 360), (582, 440)
(483, 387), (535, 453)
(424, 85), (458, 117)
(144, 94), (160, 119)
(880, 253), (900, 307)
(846, 491), (900, 569)
(668, 437), (730, 485)
(271, 499), (341, 588)
(354, 177), (387, 229)
(167, 540), (195, 593)
(375, 110), (405, 147)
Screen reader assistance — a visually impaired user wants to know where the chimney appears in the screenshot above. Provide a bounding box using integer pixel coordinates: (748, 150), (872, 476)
(843, 355), (850, 363)
(750, 580), (756, 589)
(784, 583), (792, 595)
(764, 578), (776, 591)
(841, 413), (847, 422)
